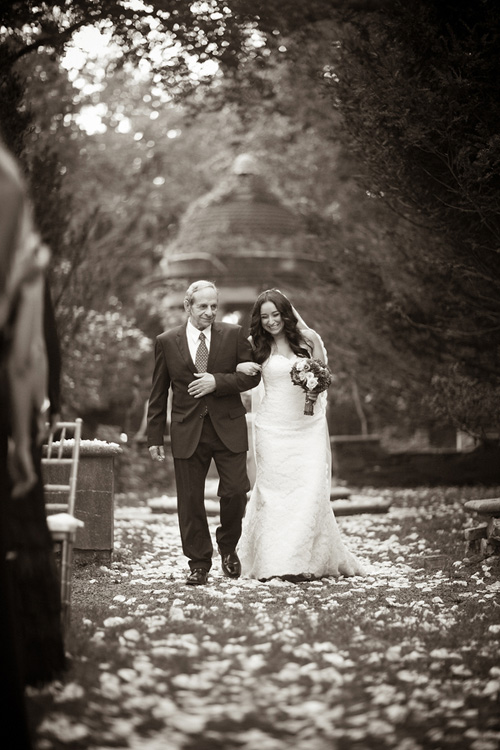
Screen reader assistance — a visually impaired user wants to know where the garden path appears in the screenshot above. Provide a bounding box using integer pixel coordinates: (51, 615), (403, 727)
(31, 488), (500, 750)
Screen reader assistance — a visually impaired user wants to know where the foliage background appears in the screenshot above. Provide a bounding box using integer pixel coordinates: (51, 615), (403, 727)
(1, 0), (499, 453)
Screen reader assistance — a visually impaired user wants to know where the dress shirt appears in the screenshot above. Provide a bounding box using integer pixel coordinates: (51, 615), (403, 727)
(186, 318), (212, 365)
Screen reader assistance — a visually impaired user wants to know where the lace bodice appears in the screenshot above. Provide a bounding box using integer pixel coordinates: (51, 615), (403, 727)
(255, 353), (326, 423)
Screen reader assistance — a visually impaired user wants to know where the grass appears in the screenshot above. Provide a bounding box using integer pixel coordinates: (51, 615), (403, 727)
(27, 486), (500, 750)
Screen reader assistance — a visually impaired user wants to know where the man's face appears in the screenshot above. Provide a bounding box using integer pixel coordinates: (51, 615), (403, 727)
(186, 287), (218, 330)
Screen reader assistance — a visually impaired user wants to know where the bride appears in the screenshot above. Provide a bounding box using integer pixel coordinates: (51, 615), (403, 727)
(236, 289), (365, 581)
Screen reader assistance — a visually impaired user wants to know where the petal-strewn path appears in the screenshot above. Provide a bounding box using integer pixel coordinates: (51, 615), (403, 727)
(31, 488), (500, 750)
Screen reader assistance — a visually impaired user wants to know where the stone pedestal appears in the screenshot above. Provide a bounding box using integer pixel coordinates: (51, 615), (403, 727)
(43, 442), (122, 563)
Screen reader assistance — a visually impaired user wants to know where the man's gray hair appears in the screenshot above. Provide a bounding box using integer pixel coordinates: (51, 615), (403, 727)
(184, 280), (218, 306)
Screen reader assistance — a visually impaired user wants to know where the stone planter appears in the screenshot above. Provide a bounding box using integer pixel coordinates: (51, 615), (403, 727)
(43, 440), (122, 563)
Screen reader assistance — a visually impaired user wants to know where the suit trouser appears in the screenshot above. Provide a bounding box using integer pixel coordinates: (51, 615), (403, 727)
(173, 415), (250, 571)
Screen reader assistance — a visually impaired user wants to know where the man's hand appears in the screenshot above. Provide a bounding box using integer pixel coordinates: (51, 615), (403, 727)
(188, 372), (216, 398)
(149, 445), (165, 462)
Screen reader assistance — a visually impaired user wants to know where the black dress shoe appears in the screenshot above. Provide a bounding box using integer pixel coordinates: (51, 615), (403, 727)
(186, 568), (208, 586)
(220, 550), (241, 578)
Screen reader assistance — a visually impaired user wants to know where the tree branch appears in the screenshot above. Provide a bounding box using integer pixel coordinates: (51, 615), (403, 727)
(0, 19), (88, 72)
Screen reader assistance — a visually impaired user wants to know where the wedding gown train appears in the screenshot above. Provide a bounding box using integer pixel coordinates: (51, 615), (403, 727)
(238, 353), (365, 581)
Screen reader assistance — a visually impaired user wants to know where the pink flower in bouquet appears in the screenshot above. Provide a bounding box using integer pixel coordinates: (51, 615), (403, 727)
(290, 358), (333, 415)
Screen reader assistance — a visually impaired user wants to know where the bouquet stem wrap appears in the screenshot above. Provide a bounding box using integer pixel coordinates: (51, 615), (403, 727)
(304, 393), (316, 416)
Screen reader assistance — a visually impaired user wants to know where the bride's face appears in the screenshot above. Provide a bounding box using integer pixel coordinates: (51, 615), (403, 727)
(260, 301), (284, 337)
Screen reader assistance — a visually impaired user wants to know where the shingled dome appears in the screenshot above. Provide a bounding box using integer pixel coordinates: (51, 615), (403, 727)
(148, 155), (325, 324)
(171, 160), (300, 243)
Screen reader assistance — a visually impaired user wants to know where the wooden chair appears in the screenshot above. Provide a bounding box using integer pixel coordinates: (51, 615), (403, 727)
(42, 418), (83, 631)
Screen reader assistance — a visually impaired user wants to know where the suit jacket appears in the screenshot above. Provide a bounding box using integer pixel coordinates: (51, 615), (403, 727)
(147, 321), (260, 459)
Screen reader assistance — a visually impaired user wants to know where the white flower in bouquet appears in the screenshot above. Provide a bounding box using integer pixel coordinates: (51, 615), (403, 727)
(305, 373), (319, 390)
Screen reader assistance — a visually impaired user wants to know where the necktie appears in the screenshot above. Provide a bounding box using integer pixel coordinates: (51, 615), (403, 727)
(195, 331), (209, 372)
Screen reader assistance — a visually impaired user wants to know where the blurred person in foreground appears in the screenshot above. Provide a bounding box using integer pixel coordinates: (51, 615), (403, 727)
(147, 280), (261, 585)
(0, 140), (65, 749)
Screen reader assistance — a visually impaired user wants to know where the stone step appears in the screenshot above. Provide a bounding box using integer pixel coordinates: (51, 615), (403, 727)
(142, 492), (391, 518)
(464, 498), (500, 516)
(331, 495), (391, 516)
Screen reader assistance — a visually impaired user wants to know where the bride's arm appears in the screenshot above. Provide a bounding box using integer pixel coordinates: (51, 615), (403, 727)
(302, 329), (327, 362)
(291, 303), (328, 363)
(236, 361), (261, 375)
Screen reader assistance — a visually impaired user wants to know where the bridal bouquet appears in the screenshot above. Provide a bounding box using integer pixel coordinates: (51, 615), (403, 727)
(290, 358), (333, 415)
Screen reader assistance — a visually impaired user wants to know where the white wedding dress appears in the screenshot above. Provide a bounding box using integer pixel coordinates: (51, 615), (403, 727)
(238, 352), (365, 580)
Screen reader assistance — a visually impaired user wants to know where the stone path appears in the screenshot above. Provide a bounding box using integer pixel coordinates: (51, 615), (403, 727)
(32, 490), (500, 750)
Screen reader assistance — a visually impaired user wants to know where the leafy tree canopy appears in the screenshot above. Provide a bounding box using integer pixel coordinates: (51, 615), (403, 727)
(2, 0), (500, 441)
(325, 0), (500, 437)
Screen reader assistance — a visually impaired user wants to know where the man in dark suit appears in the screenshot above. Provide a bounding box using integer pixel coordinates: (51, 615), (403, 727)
(147, 280), (261, 585)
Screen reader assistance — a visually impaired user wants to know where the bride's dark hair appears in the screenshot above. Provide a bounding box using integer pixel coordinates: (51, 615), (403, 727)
(249, 289), (312, 364)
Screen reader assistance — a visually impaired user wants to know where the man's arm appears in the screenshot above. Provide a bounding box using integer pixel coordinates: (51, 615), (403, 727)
(1, 151), (49, 497)
(212, 327), (261, 396)
(146, 337), (170, 448)
(8, 271), (48, 497)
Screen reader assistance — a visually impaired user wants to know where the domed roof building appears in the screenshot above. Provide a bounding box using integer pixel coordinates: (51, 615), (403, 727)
(149, 154), (326, 327)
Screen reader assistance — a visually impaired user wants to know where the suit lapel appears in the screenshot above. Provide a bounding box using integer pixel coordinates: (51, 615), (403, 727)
(176, 324), (195, 370)
(207, 324), (223, 370)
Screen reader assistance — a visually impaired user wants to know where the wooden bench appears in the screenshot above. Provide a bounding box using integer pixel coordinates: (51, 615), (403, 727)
(463, 498), (500, 557)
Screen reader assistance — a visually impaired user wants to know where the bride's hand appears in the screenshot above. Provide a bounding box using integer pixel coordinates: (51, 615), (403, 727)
(237, 361), (261, 376)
